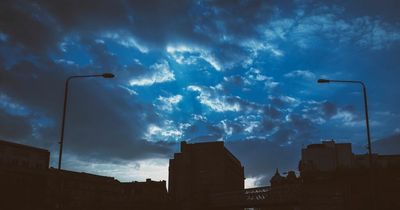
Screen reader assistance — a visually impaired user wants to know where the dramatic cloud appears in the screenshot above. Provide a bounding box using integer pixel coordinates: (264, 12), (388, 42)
(101, 32), (149, 53)
(167, 44), (222, 71)
(262, 4), (400, 50)
(129, 60), (175, 86)
(187, 85), (242, 112)
(156, 94), (183, 112)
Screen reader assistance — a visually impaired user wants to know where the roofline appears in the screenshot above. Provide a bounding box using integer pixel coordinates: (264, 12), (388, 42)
(49, 167), (118, 180)
(0, 139), (49, 153)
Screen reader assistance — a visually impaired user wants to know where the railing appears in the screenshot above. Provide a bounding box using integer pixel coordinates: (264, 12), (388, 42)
(208, 187), (271, 208)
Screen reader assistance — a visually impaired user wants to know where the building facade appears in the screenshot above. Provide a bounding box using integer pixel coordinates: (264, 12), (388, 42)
(0, 140), (50, 210)
(0, 139), (50, 169)
(298, 140), (400, 210)
(300, 140), (353, 175)
(169, 141), (244, 210)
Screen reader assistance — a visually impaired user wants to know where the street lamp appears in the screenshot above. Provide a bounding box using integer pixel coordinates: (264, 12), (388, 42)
(317, 78), (375, 209)
(317, 79), (372, 164)
(58, 73), (115, 170)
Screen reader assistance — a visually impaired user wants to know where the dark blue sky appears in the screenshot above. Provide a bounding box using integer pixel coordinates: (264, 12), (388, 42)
(1, 0), (399, 187)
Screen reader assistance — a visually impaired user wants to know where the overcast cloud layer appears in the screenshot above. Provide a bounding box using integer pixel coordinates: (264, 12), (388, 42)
(1, 0), (400, 186)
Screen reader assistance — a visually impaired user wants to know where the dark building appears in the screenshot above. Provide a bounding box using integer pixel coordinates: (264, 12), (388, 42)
(46, 169), (170, 210)
(299, 140), (353, 175)
(299, 140), (400, 174)
(0, 139), (50, 169)
(169, 141), (244, 210)
(0, 140), (50, 210)
(122, 178), (169, 209)
(0, 139), (170, 210)
(46, 168), (124, 210)
(298, 140), (400, 210)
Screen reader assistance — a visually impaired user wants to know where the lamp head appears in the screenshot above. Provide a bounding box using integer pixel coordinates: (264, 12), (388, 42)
(102, 73), (115, 78)
(317, 79), (330, 83)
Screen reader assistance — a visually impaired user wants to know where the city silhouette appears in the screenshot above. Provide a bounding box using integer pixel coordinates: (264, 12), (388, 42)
(1, 139), (400, 209)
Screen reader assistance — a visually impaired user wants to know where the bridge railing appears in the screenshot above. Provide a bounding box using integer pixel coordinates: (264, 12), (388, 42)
(207, 186), (271, 208)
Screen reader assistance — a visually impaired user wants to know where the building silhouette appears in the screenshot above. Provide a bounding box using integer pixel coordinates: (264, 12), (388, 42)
(169, 141), (244, 210)
(299, 140), (353, 175)
(0, 139), (169, 210)
(2, 138), (400, 210)
(0, 139), (50, 169)
(299, 140), (400, 174)
(298, 140), (400, 210)
(0, 140), (50, 210)
(122, 178), (169, 209)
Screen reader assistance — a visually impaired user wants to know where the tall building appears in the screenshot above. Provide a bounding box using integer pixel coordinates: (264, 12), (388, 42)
(169, 141), (244, 210)
(300, 140), (353, 175)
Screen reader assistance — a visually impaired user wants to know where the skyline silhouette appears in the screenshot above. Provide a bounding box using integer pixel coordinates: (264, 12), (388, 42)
(2, 138), (400, 210)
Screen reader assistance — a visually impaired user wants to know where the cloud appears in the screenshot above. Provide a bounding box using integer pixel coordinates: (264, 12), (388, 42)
(226, 139), (300, 185)
(188, 84), (265, 113)
(0, 108), (33, 141)
(320, 101), (338, 118)
(129, 60), (175, 86)
(156, 94), (183, 112)
(187, 85), (241, 112)
(0, 59), (172, 163)
(332, 108), (363, 127)
(166, 44), (222, 71)
(245, 68), (279, 89)
(101, 31), (149, 53)
(82, 37), (119, 69)
(192, 114), (207, 122)
(372, 133), (400, 155)
(240, 39), (284, 57)
(268, 96), (301, 108)
(1, 0), (399, 186)
(0, 94), (31, 117)
(223, 75), (249, 86)
(284, 70), (316, 80)
(0, 1), (60, 54)
(63, 155), (169, 182)
(245, 175), (267, 188)
(144, 120), (190, 142)
(262, 5), (400, 50)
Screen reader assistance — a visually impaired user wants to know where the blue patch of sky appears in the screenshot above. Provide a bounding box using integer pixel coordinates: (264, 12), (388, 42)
(102, 38), (162, 67)
(51, 40), (92, 67)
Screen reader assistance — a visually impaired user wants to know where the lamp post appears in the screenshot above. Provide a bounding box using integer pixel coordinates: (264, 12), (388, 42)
(317, 78), (375, 209)
(58, 73), (115, 170)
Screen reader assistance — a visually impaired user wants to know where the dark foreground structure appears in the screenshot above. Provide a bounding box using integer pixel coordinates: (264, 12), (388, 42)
(169, 141), (244, 210)
(1, 139), (400, 210)
(168, 140), (400, 210)
(0, 139), (169, 210)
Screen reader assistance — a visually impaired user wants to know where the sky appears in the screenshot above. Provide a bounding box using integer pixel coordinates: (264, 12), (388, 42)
(1, 0), (400, 188)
